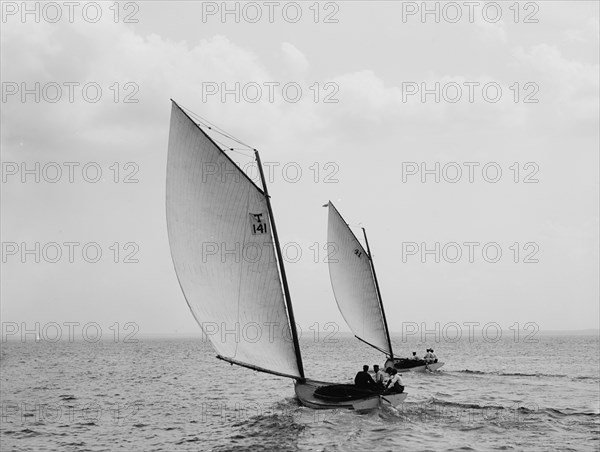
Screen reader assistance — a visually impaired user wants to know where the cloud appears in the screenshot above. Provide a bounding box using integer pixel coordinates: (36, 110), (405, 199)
(513, 43), (599, 124)
(1, 6), (598, 331)
(3, 15), (595, 156)
(474, 16), (507, 44)
(564, 16), (600, 43)
(281, 42), (309, 76)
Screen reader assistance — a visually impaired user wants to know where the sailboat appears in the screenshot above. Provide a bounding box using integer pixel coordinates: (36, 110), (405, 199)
(165, 100), (407, 410)
(326, 201), (444, 373)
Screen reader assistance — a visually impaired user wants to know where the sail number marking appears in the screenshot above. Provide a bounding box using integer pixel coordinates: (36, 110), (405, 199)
(250, 213), (268, 235)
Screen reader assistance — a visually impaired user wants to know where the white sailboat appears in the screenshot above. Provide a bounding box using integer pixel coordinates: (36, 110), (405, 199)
(326, 202), (444, 373)
(165, 100), (407, 410)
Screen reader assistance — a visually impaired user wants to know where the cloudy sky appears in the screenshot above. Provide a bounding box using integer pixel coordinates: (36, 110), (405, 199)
(1, 1), (598, 339)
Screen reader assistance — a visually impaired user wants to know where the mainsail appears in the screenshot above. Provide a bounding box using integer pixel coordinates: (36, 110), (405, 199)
(327, 202), (393, 358)
(166, 100), (303, 379)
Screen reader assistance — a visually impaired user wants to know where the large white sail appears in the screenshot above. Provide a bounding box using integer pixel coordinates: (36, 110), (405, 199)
(166, 101), (302, 379)
(327, 202), (392, 357)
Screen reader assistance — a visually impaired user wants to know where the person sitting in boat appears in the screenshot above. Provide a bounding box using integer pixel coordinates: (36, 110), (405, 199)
(424, 349), (434, 363)
(385, 368), (404, 393)
(354, 365), (376, 389)
(373, 364), (385, 389)
(430, 349), (438, 363)
(383, 367), (393, 386)
(411, 351), (420, 360)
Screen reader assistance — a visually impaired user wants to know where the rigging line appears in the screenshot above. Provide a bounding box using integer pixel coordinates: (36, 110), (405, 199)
(226, 148), (255, 158)
(178, 103), (254, 150)
(197, 119), (253, 150)
(178, 102), (226, 132)
(210, 136), (254, 156)
(346, 222), (368, 248)
(211, 137), (237, 152)
(211, 137), (254, 159)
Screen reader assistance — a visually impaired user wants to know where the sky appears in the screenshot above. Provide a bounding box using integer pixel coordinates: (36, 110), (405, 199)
(1, 1), (598, 341)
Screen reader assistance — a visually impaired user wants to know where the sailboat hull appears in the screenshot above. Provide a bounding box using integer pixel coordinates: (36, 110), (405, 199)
(385, 359), (445, 373)
(294, 379), (407, 411)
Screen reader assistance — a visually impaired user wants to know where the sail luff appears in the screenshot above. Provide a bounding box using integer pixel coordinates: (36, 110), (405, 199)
(170, 100), (265, 196)
(329, 202), (370, 258)
(255, 150), (305, 380)
(362, 227), (394, 360)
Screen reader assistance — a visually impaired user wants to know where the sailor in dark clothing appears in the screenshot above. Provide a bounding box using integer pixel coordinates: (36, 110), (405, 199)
(354, 365), (376, 389)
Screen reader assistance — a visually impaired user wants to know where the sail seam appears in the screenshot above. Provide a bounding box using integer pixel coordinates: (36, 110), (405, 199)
(232, 191), (251, 359)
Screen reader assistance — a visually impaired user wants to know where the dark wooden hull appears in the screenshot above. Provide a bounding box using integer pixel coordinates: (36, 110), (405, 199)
(385, 358), (445, 373)
(294, 379), (407, 410)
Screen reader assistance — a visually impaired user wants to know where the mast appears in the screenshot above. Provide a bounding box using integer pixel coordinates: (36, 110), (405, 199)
(362, 227), (394, 361)
(255, 149), (305, 380)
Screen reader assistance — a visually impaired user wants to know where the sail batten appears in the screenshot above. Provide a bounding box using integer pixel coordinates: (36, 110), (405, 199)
(166, 100), (302, 379)
(327, 202), (393, 357)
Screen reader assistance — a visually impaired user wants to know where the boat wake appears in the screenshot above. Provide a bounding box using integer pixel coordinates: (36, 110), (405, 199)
(457, 370), (569, 379)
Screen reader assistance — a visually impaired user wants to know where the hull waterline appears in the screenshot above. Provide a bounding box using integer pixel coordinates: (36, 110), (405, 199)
(294, 379), (407, 411)
(385, 359), (445, 373)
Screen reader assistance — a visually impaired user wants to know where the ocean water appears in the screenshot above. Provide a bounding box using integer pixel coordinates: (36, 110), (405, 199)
(1, 333), (599, 451)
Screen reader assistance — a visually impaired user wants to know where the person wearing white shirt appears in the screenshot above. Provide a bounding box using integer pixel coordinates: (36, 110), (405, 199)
(385, 368), (404, 393)
(430, 349), (438, 363)
(373, 364), (385, 389)
(383, 367), (393, 386)
(424, 349), (433, 363)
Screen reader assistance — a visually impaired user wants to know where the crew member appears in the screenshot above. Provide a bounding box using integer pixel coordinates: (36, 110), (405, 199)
(430, 349), (438, 363)
(354, 365), (376, 389)
(385, 368), (404, 393)
(373, 364), (385, 389)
